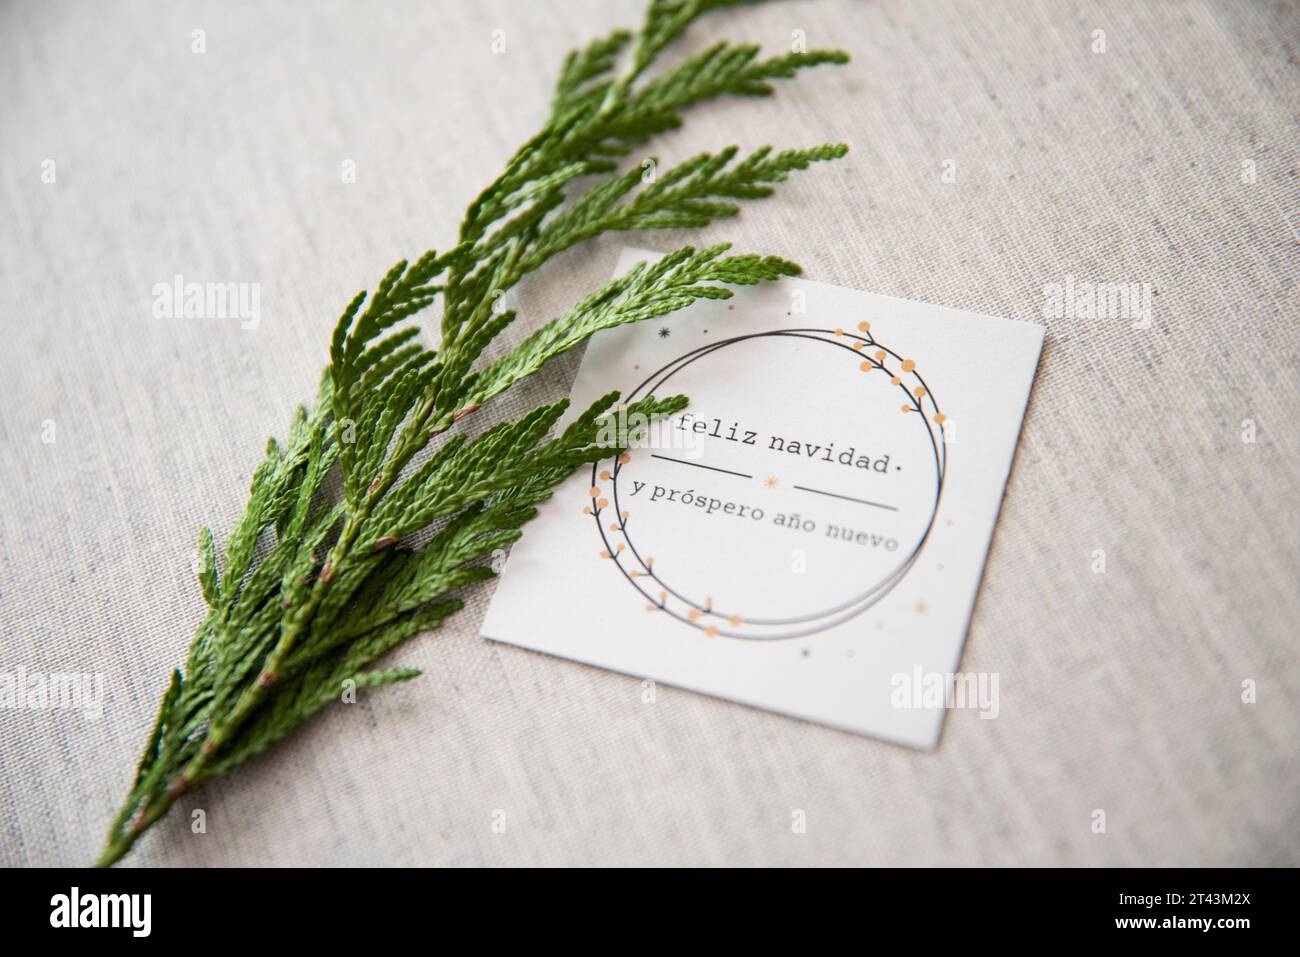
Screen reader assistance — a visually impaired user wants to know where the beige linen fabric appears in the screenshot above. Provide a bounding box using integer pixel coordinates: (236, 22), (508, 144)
(1, 0), (1296, 867)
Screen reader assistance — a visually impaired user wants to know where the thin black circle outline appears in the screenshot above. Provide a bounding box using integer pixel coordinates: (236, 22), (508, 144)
(612, 332), (945, 626)
(614, 332), (943, 623)
(599, 329), (946, 631)
(593, 329), (945, 635)
(589, 327), (947, 639)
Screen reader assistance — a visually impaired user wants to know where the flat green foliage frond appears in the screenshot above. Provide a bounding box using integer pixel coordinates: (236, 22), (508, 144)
(463, 243), (799, 410)
(553, 28), (634, 114)
(98, 0), (848, 867)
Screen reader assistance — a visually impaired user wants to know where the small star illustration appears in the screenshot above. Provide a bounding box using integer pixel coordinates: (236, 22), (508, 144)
(763, 476), (779, 488)
(658, 327), (671, 338)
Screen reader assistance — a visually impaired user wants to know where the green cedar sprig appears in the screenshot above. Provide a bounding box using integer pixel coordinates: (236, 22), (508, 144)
(97, 0), (847, 866)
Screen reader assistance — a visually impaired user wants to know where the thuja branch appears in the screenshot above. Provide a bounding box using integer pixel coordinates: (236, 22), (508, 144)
(97, 0), (847, 866)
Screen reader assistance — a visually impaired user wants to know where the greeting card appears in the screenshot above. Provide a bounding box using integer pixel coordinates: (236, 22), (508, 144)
(482, 248), (1043, 748)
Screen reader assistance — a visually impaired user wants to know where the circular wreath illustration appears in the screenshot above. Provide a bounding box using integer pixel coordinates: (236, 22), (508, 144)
(585, 323), (948, 640)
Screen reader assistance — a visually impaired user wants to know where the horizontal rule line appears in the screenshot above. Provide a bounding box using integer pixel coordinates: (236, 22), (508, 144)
(792, 484), (898, 511)
(649, 454), (753, 479)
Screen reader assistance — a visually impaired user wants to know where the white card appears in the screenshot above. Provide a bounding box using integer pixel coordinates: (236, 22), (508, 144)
(482, 248), (1044, 748)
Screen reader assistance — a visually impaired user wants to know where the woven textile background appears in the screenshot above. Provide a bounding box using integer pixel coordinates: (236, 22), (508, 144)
(1, 0), (1296, 867)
